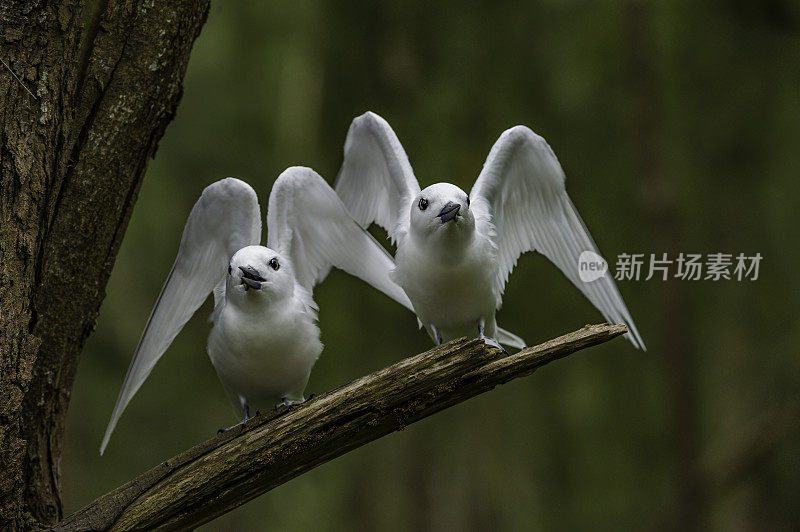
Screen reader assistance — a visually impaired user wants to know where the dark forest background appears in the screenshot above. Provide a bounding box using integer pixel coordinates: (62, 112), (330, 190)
(61, 1), (799, 529)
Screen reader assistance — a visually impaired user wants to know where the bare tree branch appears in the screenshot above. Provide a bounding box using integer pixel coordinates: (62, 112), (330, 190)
(57, 323), (626, 531)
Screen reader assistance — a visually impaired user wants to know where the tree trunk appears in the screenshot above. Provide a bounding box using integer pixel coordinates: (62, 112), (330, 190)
(0, 1), (208, 528)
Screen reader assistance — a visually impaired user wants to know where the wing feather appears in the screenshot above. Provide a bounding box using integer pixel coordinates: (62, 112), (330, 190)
(100, 178), (261, 454)
(334, 111), (420, 245)
(267, 166), (413, 311)
(471, 126), (645, 349)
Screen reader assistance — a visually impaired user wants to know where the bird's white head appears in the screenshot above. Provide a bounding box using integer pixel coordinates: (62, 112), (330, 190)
(226, 245), (294, 303)
(409, 183), (475, 244)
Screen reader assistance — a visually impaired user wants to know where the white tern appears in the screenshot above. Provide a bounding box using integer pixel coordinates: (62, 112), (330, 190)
(100, 167), (413, 454)
(335, 112), (645, 350)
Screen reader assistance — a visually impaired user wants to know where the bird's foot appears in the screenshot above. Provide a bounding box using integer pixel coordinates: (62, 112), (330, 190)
(217, 404), (256, 434)
(274, 397), (302, 412)
(217, 418), (248, 434)
(477, 321), (507, 354)
(479, 335), (506, 353)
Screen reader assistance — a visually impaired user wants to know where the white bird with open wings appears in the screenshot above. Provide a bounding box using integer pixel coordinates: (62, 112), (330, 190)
(335, 111), (644, 351)
(100, 167), (413, 455)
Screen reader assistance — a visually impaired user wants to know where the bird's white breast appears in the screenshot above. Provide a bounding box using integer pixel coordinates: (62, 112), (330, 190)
(393, 231), (498, 342)
(207, 293), (322, 413)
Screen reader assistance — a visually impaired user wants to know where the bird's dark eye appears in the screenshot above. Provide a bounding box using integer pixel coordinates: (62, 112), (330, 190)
(418, 198), (428, 210)
(269, 258), (280, 271)
(228, 265), (232, 275)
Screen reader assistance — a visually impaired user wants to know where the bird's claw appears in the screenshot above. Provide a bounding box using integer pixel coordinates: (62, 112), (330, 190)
(477, 320), (507, 355)
(274, 397), (298, 411)
(480, 335), (507, 354)
(218, 404), (257, 434)
(217, 419), (246, 434)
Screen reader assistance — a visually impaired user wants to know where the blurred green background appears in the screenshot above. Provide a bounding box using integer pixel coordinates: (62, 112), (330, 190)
(62, 1), (800, 530)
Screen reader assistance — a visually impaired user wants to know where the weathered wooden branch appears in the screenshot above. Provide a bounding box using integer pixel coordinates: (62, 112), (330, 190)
(57, 323), (626, 531)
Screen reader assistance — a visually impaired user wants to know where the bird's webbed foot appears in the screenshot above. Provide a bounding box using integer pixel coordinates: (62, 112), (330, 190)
(274, 397), (304, 412)
(477, 321), (507, 355)
(217, 404), (256, 434)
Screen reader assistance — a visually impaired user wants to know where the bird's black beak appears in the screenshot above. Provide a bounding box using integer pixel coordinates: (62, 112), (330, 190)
(239, 265), (265, 291)
(438, 201), (460, 223)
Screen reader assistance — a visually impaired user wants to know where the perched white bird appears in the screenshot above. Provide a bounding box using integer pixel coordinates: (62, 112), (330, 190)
(100, 167), (413, 455)
(335, 111), (645, 350)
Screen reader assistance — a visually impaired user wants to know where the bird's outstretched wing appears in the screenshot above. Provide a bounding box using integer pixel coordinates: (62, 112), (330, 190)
(267, 166), (413, 311)
(334, 111), (421, 246)
(100, 178), (262, 454)
(470, 126), (645, 349)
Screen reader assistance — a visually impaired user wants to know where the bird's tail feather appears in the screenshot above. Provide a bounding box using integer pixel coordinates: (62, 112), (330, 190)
(496, 326), (526, 350)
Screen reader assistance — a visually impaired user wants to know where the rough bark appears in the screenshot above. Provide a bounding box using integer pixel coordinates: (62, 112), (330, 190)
(57, 323), (627, 531)
(0, 1), (209, 528)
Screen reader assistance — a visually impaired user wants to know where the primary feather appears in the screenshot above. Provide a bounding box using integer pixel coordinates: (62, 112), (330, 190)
(268, 166), (413, 310)
(335, 112), (420, 246)
(100, 178), (260, 454)
(471, 126), (644, 349)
